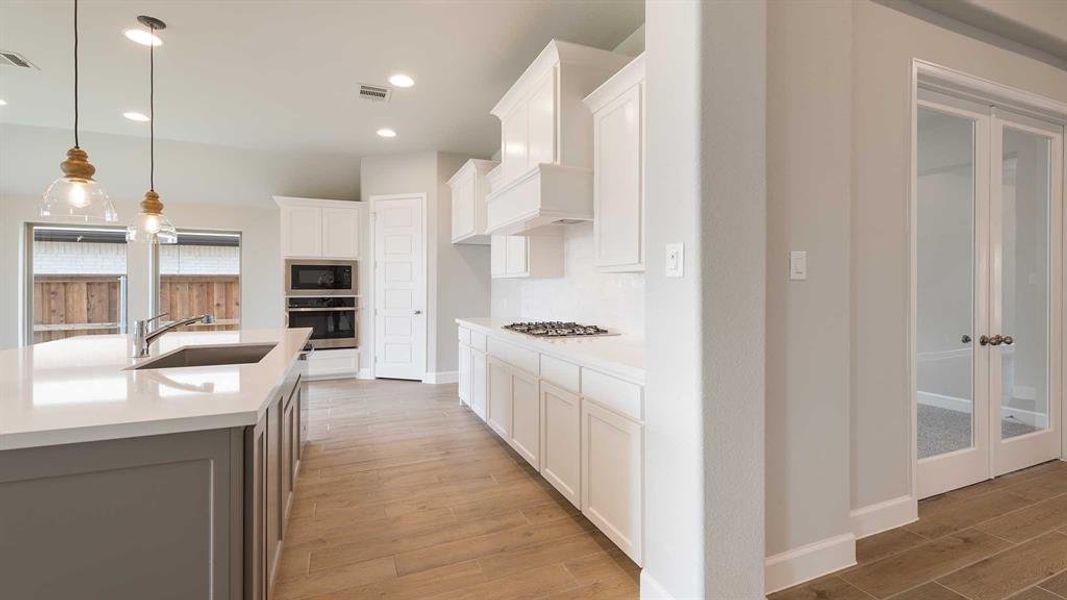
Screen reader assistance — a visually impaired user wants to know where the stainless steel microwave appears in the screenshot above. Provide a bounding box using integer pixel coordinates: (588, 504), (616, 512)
(285, 259), (357, 296)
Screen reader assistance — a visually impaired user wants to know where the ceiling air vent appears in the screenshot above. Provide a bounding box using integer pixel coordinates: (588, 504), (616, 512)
(0, 50), (38, 69)
(357, 83), (392, 103)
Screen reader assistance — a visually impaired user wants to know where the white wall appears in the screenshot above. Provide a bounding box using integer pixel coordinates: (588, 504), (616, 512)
(850, 0), (1067, 511)
(765, 0), (853, 568)
(359, 151), (490, 378)
(642, 1), (766, 598)
(0, 124), (361, 349)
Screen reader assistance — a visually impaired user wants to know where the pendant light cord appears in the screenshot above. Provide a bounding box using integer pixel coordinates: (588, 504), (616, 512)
(149, 23), (155, 192)
(73, 0), (79, 148)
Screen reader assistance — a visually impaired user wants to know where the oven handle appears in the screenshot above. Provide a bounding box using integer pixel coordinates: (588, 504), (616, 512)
(285, 307), (358, 312)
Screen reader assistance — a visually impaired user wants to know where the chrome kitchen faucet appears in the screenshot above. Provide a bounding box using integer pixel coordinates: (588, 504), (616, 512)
(131, 312), (215, 358)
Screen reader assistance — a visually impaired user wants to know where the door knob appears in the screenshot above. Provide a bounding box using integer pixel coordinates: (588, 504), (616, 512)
(961, 334), (972, 344)
(413, 310), (422, 315)
(980, 335), (1004, 346)
(1002, 335), (1014, 345)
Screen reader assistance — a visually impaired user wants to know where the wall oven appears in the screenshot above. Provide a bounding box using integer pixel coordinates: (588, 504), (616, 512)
(285, 259), (357, 296)
(285, 296), (358, 349)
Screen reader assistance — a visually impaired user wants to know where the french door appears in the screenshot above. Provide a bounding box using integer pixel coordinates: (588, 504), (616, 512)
(916, 89), (1065, 499)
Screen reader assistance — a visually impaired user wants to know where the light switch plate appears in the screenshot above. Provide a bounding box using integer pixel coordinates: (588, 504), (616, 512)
(665, 243), (684, 278)
(790, 250), (807, 280)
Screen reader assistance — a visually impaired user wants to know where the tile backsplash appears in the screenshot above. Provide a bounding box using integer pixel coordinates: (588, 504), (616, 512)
(490, 222), (645, 336)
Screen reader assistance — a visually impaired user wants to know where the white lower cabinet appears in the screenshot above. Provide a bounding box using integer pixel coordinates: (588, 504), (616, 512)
(471, 349), (488, 421)
(509, 369), (540, 469)
(456, 323), (643, 566)
(487, 357), (512, 438)
(581, 399), (642, 564)
(457, 343), (472, 407)
(540, 381), (581, 508)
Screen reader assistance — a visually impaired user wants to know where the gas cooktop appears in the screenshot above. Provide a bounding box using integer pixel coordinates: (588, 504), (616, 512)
(503, 321), (618, 338)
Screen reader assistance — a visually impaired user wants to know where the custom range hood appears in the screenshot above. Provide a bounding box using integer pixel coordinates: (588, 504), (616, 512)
(485, 40), (630, 236)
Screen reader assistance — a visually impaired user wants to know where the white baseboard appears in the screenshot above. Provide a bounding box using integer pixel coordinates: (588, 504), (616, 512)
(919, 391), (1049, 428)
(639, 570), (673, 599)
(357, 368), (373, 380)
(764, 533), (856, 594)
(423, 370), (459, 384)
(851, 495), (917, 539)
(918, 391), (971, 413)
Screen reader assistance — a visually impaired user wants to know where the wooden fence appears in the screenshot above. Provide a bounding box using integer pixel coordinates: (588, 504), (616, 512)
(33, 275), (239, 344)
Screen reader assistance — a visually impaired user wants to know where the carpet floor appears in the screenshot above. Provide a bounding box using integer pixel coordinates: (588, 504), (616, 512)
(919, 404), (1040, 459)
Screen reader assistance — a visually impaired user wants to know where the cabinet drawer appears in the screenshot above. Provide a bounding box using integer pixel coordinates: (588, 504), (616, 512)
(470, 330), (487, 352)
(581, 368), (642, 421)
(458, 327), (471, 346)
(540, 354), (580, 394)
(487, 337), (538, 376)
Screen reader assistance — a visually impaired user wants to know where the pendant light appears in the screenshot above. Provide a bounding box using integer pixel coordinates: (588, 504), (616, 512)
(127, 16), (176, 245)
(40, 0), (118, 223)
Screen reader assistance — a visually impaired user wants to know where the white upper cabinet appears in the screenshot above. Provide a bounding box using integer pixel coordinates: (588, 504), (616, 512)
(583, 54), (645, 272)
(447, 159), (499, 245)
(486, 40), (630, 236)
(490, 233), (563, 279)
(275, 197), (363, 259)
(281, 205), (322, 258)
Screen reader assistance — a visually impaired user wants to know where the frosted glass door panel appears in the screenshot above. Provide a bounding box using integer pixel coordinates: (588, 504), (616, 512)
(916, 108), (977, 459)
(999, 127), (1051, 439)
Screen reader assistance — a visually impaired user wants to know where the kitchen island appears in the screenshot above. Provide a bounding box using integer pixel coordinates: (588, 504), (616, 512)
(0, 328), (311, 600)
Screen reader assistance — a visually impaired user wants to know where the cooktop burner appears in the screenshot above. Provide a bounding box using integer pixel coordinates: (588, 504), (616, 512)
(503, 321), (618, 338)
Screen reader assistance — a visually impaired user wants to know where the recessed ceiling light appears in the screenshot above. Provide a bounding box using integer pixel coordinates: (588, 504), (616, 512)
(377, 128), (397, 138)
(0, 99), (7, 106)
(123, 111), (150, 122)
(124, 28), (163, 47)
(388, 73), (414, 88)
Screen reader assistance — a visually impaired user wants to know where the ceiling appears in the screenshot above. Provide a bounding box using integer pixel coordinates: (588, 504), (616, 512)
(0, 0), (644, 157)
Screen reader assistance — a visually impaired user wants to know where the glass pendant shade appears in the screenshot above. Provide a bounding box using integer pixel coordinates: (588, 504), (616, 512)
(40, 147), (118, 223)
(126, 191), (177, 244)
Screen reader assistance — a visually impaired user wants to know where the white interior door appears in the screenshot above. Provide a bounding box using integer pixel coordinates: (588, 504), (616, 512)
(916, 90), (1064, 498)
(991, 110), (1063, 476)
(373, 195), (426, 381)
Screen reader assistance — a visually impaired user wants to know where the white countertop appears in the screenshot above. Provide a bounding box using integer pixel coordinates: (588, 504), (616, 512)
(456, 318), (645, 383)
(0, 328), (312, 451)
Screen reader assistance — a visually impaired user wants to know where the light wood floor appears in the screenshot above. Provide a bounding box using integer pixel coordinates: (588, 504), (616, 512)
(274, 378), (640, 600)
(771, 460), (1067, 600)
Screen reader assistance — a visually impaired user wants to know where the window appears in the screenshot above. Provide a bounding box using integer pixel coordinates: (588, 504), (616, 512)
(159, 231), (241, 331)
(30, 225), (128, 344)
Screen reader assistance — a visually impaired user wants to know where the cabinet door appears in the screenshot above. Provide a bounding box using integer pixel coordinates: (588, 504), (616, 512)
(504, 236), (529, 276)
(593, 84), (643, 271)
(281, 206), (323, 258)
(527, 70), (557, 168)
(541, 382), (581, 507)
(490, 236), (507, 277)
(487, 358), (512, 439)
(510, 369), (540, 469)
(321, 207), (361, 259)
(471, 349), (488, 422)
(501, 104), (529, 183)
(457, 343), (472, 406)
(281, 393), (295, 522)
(581, 400), (642, 564)
(244, 415), (268, 600)
(451, 174), (476, 242)
(265, 397), (282, 590)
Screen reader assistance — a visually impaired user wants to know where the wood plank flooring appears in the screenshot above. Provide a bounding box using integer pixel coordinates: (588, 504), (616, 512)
(274, 378), (639, 600)
(771, 460), (1067, 600)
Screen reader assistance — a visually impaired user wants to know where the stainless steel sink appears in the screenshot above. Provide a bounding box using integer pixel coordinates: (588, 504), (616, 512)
(129, 343), (277, 370)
